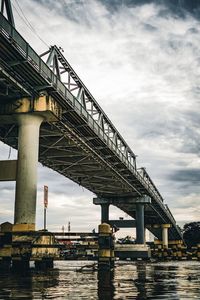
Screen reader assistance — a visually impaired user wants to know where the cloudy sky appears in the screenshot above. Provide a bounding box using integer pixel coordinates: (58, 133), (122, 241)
(1, 0), (200, 236)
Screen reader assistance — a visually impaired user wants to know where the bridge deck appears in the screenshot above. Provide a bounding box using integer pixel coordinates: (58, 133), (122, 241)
(0, 13), (182, 241)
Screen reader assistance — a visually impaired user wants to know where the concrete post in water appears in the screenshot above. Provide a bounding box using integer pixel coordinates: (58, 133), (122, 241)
(136, 203), (145, 244)
(162, 224), (171, 248)
(98, 223), (114, 270)
(14, 114), (44, 231)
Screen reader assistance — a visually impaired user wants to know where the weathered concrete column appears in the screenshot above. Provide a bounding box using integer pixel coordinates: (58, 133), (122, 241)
(101, 203), (109, 223)
(136, 203), (145, 244)
(0, 95), (63, 232)
(162, 224), (170, 248)
(14, 114), (44, 231)
(93, 198), (110, 224)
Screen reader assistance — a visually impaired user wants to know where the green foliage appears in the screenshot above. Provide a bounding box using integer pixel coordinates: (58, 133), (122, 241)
(183, 222), (200, 248)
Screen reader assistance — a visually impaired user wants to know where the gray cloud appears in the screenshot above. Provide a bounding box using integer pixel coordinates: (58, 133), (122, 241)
(169, 169), (200, 183)
(32, 0), (200, 20)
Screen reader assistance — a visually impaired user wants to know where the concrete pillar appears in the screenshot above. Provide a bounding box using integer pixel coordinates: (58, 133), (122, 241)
(101, 203), (109, 223)
(98, 223), (114, 270)
(14, 114), (43, 231)
(162, 224), (170, 248)
(136, 203), (145, 244)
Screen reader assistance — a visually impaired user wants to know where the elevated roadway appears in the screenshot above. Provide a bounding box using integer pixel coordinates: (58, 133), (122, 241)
(0, 12), (182, 241)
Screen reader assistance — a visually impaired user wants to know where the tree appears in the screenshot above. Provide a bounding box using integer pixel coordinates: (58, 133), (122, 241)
(183, 222), (200, 248)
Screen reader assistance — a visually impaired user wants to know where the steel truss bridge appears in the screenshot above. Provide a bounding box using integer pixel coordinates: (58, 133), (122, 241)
(0, 11), (182, 241)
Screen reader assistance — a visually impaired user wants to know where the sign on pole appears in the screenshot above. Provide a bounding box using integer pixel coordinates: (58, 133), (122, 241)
(44, 185), (48, 208)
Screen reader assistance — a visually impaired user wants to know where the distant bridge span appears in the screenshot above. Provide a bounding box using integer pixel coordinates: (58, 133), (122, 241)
(0, 11), (182, 242)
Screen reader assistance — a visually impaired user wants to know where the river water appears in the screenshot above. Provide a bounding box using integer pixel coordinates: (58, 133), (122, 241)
(0, 260), (199, 299)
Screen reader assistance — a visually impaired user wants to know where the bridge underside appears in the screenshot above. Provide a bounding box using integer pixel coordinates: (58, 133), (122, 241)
(0, 12), (182, 242)
(0, 121), (180, 241)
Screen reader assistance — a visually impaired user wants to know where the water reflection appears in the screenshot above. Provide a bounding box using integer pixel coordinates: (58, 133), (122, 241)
(135, 262), (147, 299)
(99, 261), (200, 300)
(0, 268), (59, 299)
(149, 264), (179, 299)
(98, 269), (115, 300)
(0, 261), (199, 299)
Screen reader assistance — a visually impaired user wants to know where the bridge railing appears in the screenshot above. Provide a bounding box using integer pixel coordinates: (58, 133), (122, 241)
(0, 13), (176, 225)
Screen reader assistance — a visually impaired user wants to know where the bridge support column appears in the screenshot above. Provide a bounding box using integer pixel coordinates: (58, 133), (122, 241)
(0, 94), (61, 231)
(93, 198), (110, 224)
(101, 203), (109, 223)
(14, 114), (44, 231)
(162, 224), (170, 248)
(136, 203), (145, 244)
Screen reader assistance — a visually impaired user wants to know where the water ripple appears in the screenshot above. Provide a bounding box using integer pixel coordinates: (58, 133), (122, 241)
(0, 261), (199, 299)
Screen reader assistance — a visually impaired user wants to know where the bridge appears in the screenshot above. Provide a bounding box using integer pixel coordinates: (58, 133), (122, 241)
(0, 1), (182, 256)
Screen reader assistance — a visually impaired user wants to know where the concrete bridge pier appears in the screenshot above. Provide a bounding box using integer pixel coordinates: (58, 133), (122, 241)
(0, 95), (62, 270)
(153, 223), (171, 251)
(93, 199), (114, 268)
(93, 198), (110, 224)
(100, 203), (110, 224)
(134, 196), (150, 245)
(0, 95), (61, 232)
(135, 203), (145, 244)
(114, 196), (151, 260)
(94, 196), (151, 260)
(162, 224), (171, 248)
(14, 114), (44, 231)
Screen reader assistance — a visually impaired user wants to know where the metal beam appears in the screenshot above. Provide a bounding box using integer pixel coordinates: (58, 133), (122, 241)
(93, 195), (151, 206)
(1, 0), (15, 27)
(108, 220), (136, 228)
